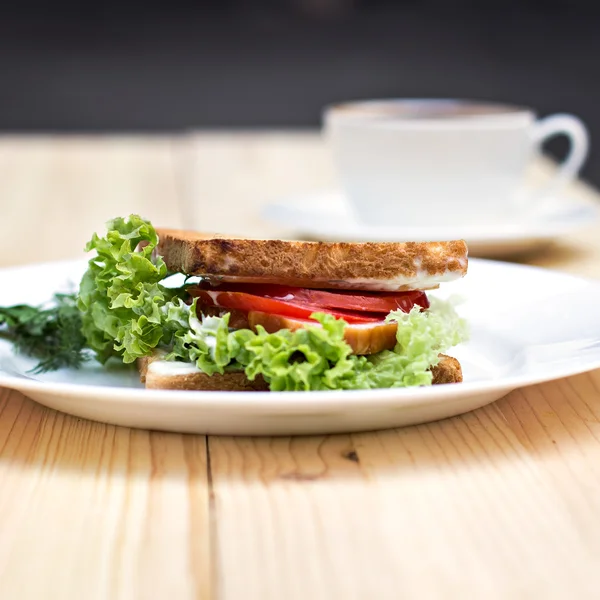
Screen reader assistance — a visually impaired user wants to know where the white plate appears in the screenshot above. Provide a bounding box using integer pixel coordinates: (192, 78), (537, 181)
(1, 259), (600, 436)
(262, 190), (600, 258)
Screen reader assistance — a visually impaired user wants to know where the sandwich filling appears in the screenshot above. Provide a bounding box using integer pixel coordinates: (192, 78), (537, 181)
(188, 283), (430, 322)
(77, 215), (468, 391)
(187, 283), (429, 354)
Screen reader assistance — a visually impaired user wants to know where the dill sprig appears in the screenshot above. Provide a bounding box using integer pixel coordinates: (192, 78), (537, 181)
(0, 293), (88, 373)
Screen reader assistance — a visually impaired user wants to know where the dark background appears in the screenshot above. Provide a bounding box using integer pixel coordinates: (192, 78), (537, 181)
(1, 0), (599, 183)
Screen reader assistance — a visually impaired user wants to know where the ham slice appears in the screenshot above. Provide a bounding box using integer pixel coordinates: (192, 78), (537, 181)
(247, 311), (398, 355)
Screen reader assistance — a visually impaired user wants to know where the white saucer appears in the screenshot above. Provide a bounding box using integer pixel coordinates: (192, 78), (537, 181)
(262, 190), (600, 257)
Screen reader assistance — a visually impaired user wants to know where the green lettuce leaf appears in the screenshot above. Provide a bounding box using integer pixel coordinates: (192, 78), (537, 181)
(166, 309), (358, 390)
(78, 215), (186, 363)
(243, 313), (358, 391)
(168, 299), (255, 375)
(341, 297), (469, 389)
(158, 298), (467, 391)
(236, 298), (467, 391)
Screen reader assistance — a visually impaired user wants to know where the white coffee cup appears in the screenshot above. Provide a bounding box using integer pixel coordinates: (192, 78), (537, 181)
(323, 99), (589, 227)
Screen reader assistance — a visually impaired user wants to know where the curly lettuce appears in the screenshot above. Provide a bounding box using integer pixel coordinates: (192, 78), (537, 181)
(164, 301), (467, 391)
(242, 300), (467, 390)
(78, 215), (187, 363)
(168, 299), (255, 375)
(243, 313), (359, 391)
(341, 297), (469, 389)
(166, 309), (358, 390)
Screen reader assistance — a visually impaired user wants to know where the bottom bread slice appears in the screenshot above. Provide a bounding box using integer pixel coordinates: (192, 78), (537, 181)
(138, 352), (462, 391)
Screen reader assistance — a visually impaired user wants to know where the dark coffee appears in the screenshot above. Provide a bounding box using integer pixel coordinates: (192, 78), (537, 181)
(331, 99), (525, 121)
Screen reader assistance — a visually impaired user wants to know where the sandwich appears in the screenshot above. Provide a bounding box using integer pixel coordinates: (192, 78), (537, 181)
(77, 215), (469, 391)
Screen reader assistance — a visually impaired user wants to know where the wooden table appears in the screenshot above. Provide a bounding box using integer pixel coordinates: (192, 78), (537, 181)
(1, 133), (600, 599)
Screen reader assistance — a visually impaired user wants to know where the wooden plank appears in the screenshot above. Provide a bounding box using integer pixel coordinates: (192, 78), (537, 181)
(0, 135), (212, 599)
(209, 390), (600, 599)
(0, 135), (183, 267)
(0, 390), (212, 600)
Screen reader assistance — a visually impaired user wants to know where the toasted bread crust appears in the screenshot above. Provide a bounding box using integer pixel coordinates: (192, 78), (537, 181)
(137, 353), (462, 390)
(138, 355), (269, 391)
(155, 229), (468, 291)
(431, 354), (462, 384)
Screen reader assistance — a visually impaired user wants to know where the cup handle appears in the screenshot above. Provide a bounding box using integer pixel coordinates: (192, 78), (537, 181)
(531, 113), (589, 192)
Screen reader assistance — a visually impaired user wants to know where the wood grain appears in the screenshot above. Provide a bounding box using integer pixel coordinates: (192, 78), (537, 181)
(0, 136), (211, 599)
(208, 395), (600, 599)
(0, 136), (183, 267)
(1, 133), (600, 599)
(0, 390), (211, 600)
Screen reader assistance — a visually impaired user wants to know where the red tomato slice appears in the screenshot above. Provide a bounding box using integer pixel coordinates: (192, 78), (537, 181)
(191, 282), (429, 314)
(189, 288), (382, 323)
(188, 283), (428, 324)
(292, 288), (429, 313)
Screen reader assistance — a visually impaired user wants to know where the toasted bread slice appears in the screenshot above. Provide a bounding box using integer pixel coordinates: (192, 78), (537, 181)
(137, 352), (462, 391)
(155, 229), (467, 291)
(138, 352), (269, 391)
